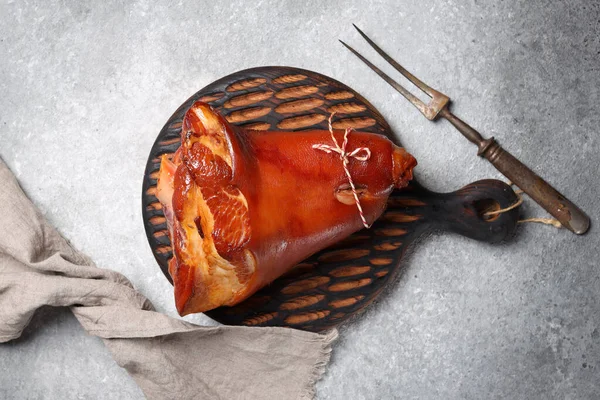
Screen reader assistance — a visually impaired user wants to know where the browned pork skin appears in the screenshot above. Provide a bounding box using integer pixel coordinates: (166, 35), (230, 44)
(156, 101), (416, 315)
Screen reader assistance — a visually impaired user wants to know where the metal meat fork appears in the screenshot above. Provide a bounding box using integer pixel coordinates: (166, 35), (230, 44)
(341, 24), (590, 235)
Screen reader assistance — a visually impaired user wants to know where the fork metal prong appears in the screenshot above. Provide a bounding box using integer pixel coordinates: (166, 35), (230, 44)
(352, 24), (437, 98)
(339, 40), (430, 118)
(342, 29), (450, 120)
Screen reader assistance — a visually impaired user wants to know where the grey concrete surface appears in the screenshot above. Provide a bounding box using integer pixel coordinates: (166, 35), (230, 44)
(1, 1), (599, 399)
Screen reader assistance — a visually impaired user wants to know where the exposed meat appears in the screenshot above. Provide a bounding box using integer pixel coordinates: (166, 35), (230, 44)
(156, 101), (417, 315)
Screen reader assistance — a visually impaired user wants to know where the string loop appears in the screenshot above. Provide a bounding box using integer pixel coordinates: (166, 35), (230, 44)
(312, 113), (372, 229)
(483, 184), (562, 229)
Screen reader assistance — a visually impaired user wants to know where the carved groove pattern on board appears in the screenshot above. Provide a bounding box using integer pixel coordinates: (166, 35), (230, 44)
(142, 67), (518, 332)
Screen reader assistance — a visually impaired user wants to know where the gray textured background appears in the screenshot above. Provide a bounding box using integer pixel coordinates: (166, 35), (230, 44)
(1, 1), (599, 399)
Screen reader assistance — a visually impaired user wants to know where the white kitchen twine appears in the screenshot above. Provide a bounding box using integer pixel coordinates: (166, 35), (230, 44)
(484, 183), (562, 228)
(312, 113), (372, 229)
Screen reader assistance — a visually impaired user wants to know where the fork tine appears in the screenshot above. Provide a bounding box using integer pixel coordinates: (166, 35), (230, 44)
(352, 24), (436, 98)
(339, 40), (429, 117)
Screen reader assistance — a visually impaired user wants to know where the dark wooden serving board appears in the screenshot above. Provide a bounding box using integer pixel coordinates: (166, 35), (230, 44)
(142, 67), (519, 332)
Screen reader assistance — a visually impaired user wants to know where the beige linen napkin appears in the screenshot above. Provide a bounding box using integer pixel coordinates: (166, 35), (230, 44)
(0, 158), (337, 399)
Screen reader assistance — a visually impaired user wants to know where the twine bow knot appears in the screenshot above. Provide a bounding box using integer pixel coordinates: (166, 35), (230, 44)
(312, 113), (372, 229)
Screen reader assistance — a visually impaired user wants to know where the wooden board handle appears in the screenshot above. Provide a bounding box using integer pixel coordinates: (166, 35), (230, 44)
(404, 179), (520, 243)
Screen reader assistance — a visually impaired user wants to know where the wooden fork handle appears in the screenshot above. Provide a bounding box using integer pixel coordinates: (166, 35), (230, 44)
(439, 107), (590, 234)
(479, 140), (589, 234)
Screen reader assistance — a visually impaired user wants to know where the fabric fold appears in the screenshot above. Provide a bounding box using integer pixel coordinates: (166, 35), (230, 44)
(0, 158), (337, 399)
